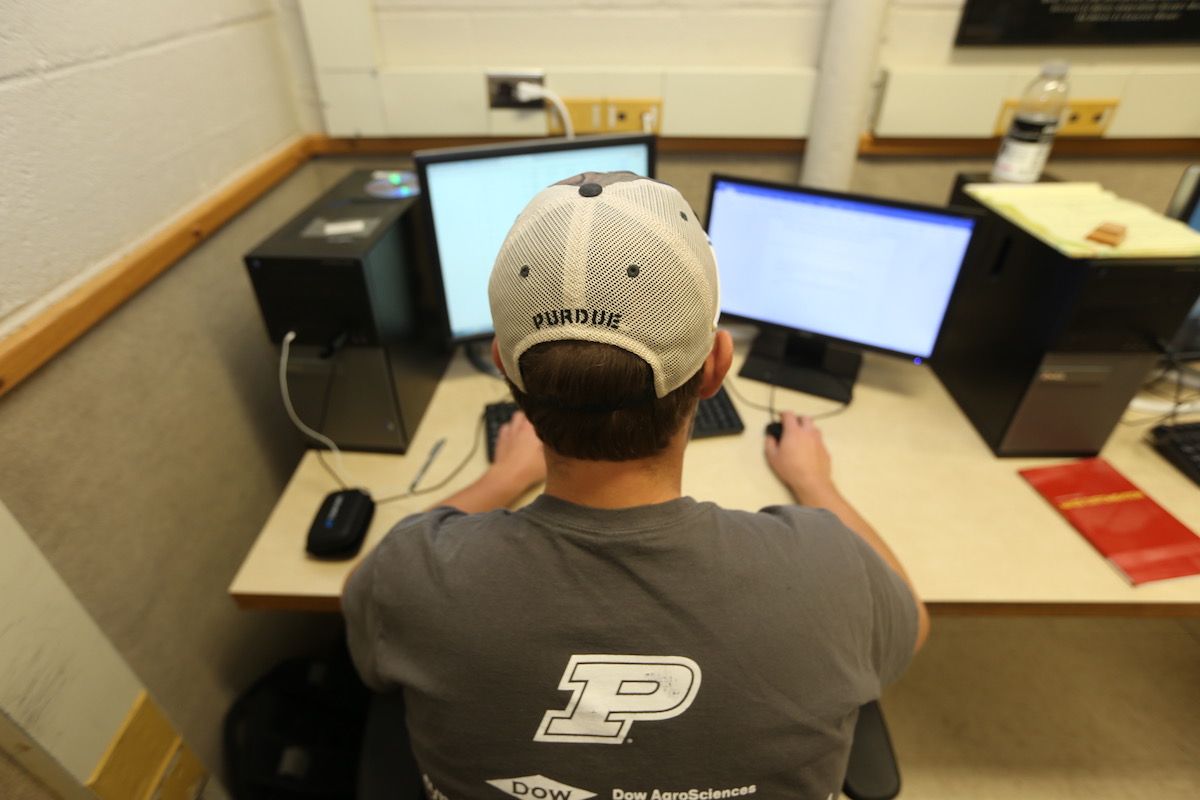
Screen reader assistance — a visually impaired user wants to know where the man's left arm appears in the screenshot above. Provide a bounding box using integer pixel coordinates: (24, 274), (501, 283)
(342, 411), (545, 595)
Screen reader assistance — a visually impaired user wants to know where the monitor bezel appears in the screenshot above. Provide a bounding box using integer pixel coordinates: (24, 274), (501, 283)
(705, 172), (985, 365)
(1165, 166), (1200, 357)
(413, 133), (658, 345)
(1166, 165), (1200, 227)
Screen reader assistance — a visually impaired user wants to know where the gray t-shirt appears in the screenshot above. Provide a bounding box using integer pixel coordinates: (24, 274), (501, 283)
(344, 495), (918, 800)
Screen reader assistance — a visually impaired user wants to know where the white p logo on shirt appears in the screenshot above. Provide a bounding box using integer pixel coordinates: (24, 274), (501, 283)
(534, 654), (702, 744)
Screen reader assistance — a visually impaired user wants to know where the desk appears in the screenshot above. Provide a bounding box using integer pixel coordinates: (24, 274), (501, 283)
(229, 324), (1200, 614)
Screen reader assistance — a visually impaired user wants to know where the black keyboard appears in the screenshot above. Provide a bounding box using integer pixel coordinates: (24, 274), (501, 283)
(691, 385), (745, 439)
(1149, 422), (1200, 487)
(484, 401), (518, 462)
(482, 386), (745, 462)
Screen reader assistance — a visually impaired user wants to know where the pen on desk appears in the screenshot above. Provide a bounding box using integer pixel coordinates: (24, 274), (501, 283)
(409, 438), (446, 493)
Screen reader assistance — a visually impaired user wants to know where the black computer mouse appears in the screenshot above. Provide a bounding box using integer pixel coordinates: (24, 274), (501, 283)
(306, 489), (374, 559)
(765, 421), (783, 442)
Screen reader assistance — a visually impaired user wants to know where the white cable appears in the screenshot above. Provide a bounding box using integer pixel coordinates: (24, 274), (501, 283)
(1164, 367), (1200, 390)
(279, 331), (362, 489)
(1128, 396), (1200, 415)
(545, 92), (575, 140)
(516, 81), (574, 140)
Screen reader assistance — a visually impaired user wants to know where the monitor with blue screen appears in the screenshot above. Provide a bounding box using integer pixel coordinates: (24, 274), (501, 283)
(1166, 165), (1200, 357)
(1166, 165), (1200, 231)
(414, 134), (656, 343)
(706, 174), (981, 402)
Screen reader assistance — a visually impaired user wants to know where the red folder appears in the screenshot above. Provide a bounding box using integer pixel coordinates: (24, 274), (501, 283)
(1019, 458), (1200, 586)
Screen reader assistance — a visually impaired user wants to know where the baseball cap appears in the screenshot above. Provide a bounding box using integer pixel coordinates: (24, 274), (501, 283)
(488, 171), (720, 398)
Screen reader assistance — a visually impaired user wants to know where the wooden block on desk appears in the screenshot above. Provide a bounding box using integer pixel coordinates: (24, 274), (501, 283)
(1085, 221), (1126, 246)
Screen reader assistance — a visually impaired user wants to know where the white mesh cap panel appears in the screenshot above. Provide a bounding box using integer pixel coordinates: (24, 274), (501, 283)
(489, 174), (719, 397)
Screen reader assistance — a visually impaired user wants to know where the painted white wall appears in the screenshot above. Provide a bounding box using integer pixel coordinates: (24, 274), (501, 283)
(876, 0), (1200, 136)
(373, 0), (826, 69)
(300, 0), (824, 137)
(273, 0), (325, 134)
(297, 0), (1200, 139)
(0, 0), (310, 336)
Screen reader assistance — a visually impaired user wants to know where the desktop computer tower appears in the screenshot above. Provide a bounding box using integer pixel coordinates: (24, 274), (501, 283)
(935, 174), (1200, 457)
(244, 169), (450, 453)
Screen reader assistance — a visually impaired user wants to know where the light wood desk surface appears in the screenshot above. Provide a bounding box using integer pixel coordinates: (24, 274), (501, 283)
(229, 325), (1200, 614)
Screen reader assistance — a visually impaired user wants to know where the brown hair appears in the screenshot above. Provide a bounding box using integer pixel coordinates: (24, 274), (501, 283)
(510, 340), (703, 461)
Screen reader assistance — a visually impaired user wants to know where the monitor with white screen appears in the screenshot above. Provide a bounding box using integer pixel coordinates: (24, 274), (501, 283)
(706, 174), (981, 402)
(414, 134), (656, 343)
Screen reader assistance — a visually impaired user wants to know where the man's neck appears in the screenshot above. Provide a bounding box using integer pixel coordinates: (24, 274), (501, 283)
(542, 432), (688, 509)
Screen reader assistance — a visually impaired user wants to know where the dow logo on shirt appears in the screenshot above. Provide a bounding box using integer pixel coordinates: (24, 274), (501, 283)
(535, 654), (702, 744)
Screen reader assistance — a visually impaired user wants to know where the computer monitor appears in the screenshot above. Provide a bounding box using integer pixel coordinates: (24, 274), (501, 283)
(1166, 165), (1200, 230)
(1166, 165), (1200, 357)
(706, 174), (981, 403)
(414, 134), (657, 343)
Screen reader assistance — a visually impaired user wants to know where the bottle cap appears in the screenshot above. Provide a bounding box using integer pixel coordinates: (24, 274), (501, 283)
(1041, 60), (1069, 79)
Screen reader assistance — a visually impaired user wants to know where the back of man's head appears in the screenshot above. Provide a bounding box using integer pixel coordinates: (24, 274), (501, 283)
(488, 172), (720, 461)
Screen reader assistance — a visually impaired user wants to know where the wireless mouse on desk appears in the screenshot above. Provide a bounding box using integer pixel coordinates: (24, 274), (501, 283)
(306, 488), (374, 559)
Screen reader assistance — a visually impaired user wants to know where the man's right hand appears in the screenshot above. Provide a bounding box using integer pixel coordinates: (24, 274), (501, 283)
(765, 410), (929, 652)
(763, 411), (836, 505)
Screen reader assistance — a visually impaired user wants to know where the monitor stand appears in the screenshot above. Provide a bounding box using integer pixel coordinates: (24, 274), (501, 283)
(463, 338), (502, 378)
(739, 328), (862, 403)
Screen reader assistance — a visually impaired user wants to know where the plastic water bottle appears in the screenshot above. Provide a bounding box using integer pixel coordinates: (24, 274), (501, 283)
(990, 61), (1070, 183)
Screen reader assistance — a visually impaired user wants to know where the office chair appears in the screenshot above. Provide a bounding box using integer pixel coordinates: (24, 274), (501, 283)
(842, 700), (903, 800)
(357, 692), (900, 800)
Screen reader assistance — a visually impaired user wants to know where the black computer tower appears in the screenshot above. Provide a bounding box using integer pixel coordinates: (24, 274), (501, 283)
(935, 173), (1200, 457)
(244, 169), (450, 453)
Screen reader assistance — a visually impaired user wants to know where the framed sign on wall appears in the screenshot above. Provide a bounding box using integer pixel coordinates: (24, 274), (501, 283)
(956, 0), (1200, 46)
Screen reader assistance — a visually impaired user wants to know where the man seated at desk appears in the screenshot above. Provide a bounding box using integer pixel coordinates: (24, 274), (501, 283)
(342, 171), (929, 798)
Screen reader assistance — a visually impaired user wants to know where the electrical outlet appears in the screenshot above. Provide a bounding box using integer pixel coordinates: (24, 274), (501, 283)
(487, 71), (544, 109)
(1058, 100), (1119, 137)
(994, 98), (1119, 138)
(548, 97), (663, 135)
(607, 99), (662, 133)
(549, 98), (605, 135)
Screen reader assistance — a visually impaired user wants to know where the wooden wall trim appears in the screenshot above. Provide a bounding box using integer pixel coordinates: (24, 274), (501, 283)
(312, 134), (1199, 158)
(306, 134), (810, 156)
(1, 131), (1196, 399)
(929, 601), (1200, 617)
(0, 137), (313, 399)
(309, 134), (511, 155)
(860, 134), (1200, 157)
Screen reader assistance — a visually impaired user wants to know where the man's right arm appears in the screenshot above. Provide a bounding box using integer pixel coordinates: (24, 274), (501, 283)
(764, 411), (930, 652)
